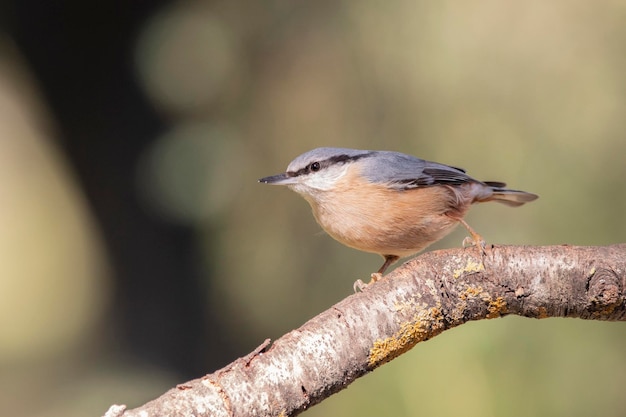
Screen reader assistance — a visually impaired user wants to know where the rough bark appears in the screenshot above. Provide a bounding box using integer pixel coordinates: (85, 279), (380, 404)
(104, 244), (626, 417)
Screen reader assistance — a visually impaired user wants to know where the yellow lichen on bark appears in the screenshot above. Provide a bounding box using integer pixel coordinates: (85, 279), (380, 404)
(368, 305), (445, 368)
(452, 258), (485, 279)
(459, 286), (508, 318)
(486, 296), (507, 318)
(459, 286), (485, 300)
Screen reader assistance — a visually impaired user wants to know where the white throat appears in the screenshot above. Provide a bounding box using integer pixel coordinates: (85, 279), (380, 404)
(290, 163), (351, 195)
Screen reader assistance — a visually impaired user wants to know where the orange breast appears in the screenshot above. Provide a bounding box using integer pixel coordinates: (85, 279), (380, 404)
(308, 167), (475, 257)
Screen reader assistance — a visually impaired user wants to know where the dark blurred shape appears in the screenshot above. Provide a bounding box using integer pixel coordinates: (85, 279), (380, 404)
(4, 1), (237, 378)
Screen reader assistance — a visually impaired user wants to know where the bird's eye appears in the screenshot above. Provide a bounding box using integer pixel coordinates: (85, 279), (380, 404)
(310, 162), (321, 172)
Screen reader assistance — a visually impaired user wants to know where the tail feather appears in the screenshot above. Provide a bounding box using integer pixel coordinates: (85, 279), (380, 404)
(481, 181), (539, 207)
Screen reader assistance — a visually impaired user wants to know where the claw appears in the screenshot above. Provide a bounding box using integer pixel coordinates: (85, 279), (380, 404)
(461, 236), (475, 248)
(353, 279), (367, 293)
(462, 235), (486, 252)
(352, 272), (384, 293)
(464, 237), (487, 255)
(353, 256), (399, 293)
(370, 272), (383, 282)
(457, 218), (487, 255)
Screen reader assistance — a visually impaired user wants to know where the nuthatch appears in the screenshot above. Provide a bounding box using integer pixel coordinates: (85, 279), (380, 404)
(259, 147), (538, 288)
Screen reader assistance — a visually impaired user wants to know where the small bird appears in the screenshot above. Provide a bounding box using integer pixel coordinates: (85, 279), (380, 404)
(259, 147), (537, 288)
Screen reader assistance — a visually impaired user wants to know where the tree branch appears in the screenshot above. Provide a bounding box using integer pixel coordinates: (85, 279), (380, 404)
(104, 244), (626, 417)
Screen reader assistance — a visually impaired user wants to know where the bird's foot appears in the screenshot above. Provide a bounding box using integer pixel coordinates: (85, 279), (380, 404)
(458, 219), (487, 255)
(353, 279), (367, 293)
(462, 235), (486, 249)
(462, 235), (487, 256)
(370, 272), (383, 283)
(353, 272), (383, 293)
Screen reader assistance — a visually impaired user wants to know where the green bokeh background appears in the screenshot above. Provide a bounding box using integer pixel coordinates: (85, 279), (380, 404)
(1, 1), (625, 416)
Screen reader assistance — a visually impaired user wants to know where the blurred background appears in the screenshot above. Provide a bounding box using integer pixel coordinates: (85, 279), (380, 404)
(1, 1), (625, 416)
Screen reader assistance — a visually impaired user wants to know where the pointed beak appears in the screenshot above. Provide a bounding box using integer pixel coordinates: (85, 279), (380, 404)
(258, 172), (297, 185)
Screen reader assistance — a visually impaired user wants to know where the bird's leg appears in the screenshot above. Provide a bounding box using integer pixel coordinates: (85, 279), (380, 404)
(353, 255), (399, 292)
(457, 218), (487, 254)
(374, 255), (399, 278)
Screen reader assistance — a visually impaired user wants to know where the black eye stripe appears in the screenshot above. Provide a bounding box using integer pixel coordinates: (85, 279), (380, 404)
(288, 152), (372, 177)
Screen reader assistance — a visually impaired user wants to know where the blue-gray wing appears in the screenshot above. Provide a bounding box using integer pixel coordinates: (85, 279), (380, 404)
(361, 151), (476, 190)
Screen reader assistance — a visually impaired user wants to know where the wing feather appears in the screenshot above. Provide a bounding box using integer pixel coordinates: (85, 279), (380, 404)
(360, 151), (476, 190)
